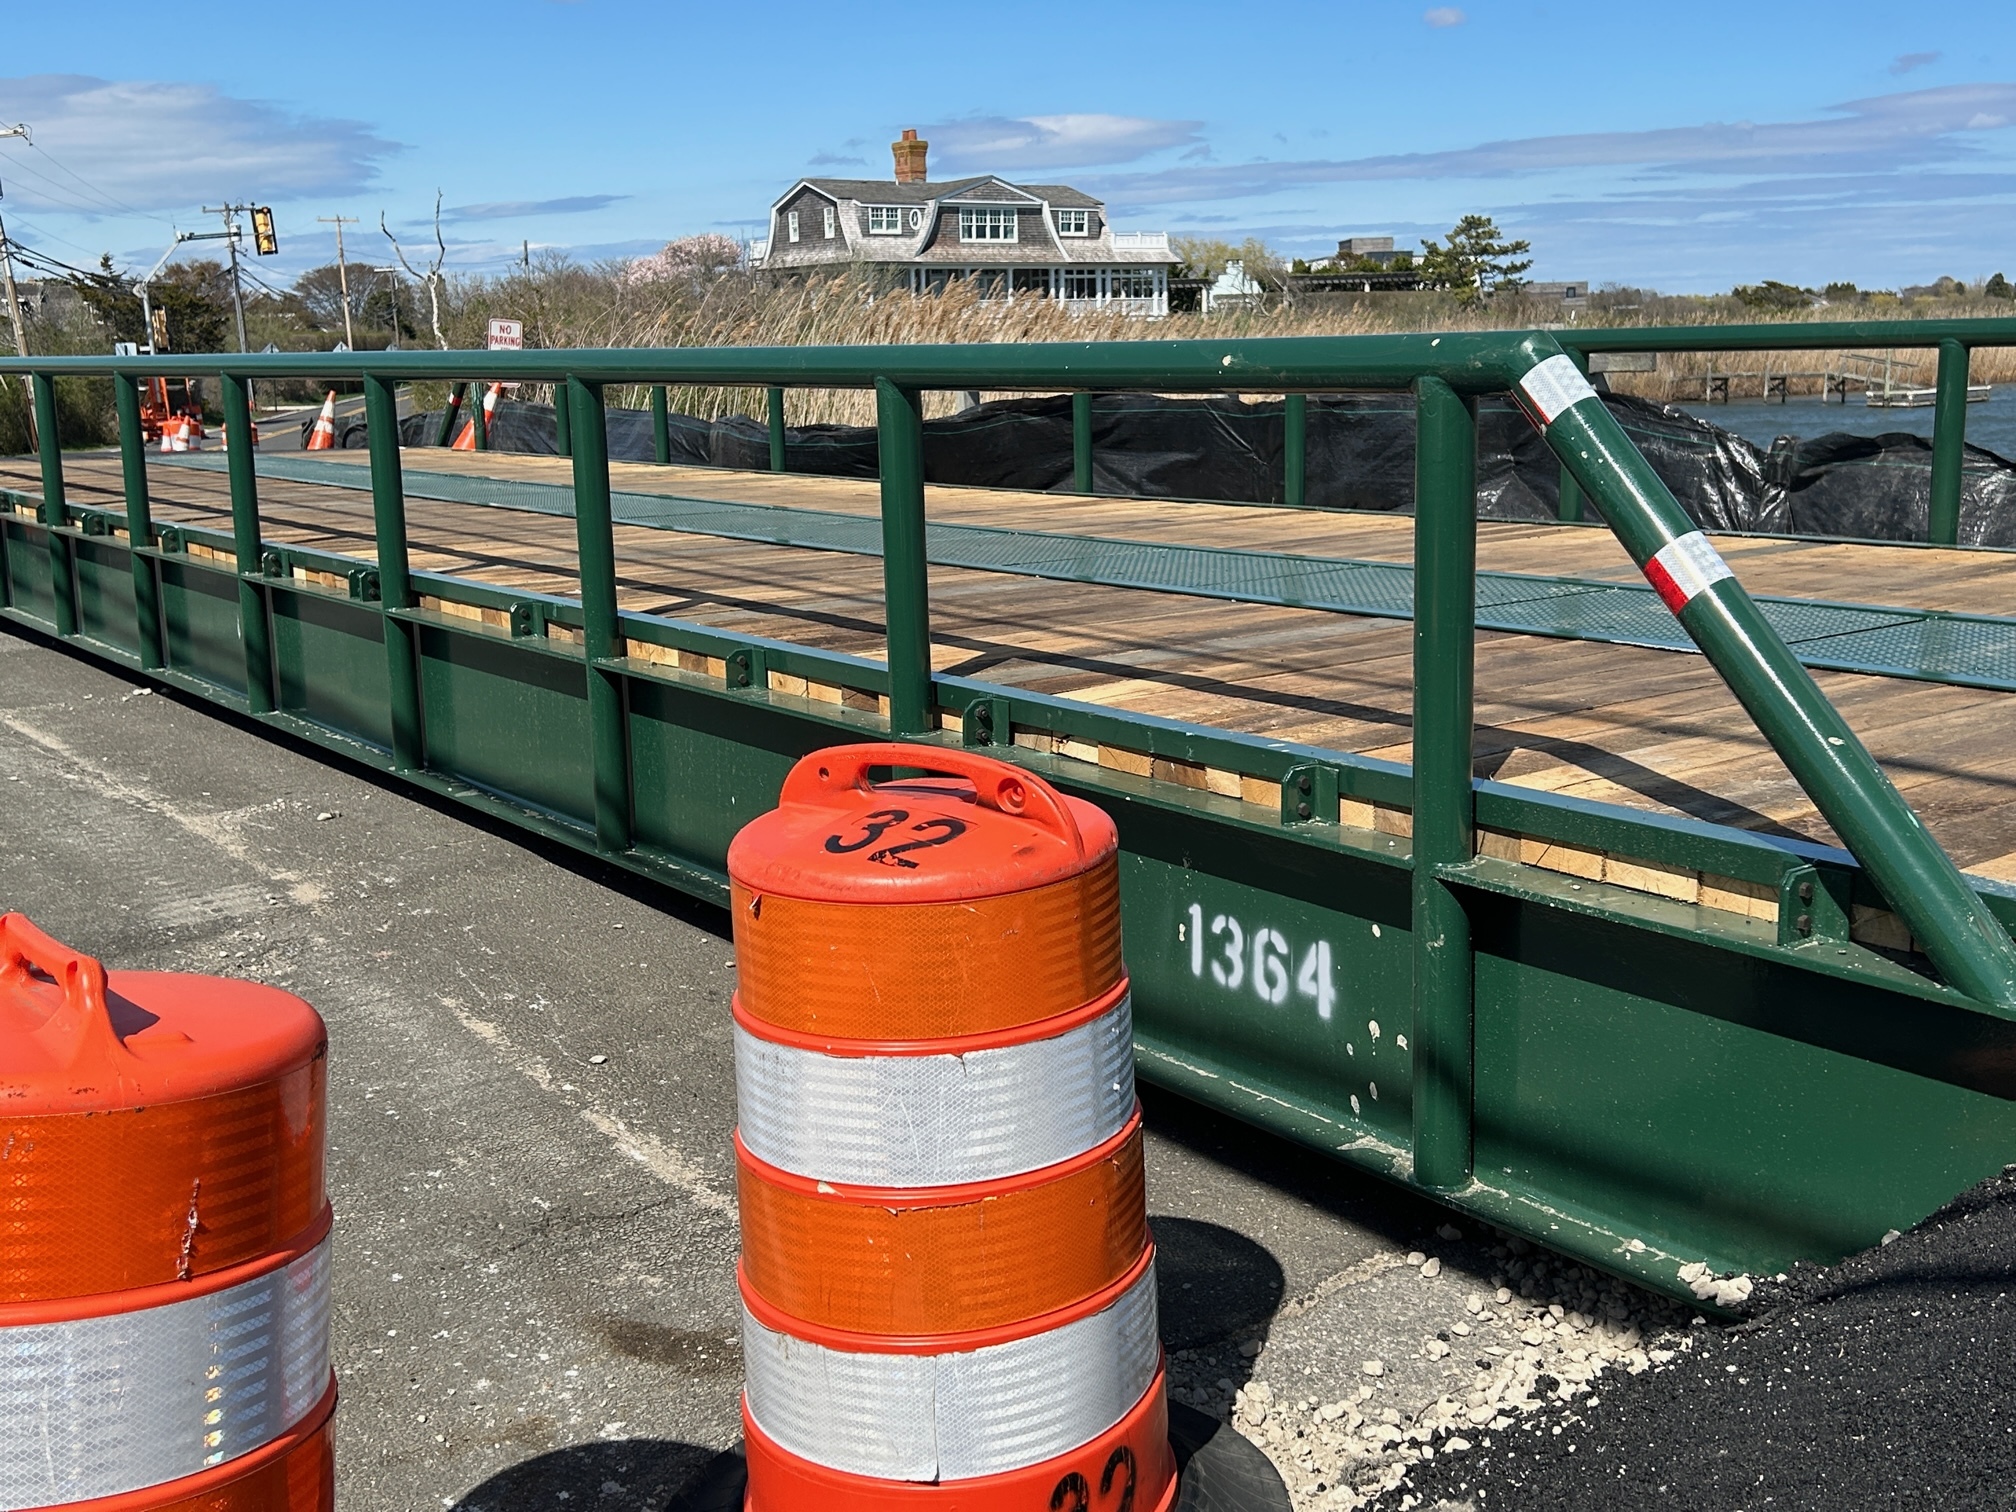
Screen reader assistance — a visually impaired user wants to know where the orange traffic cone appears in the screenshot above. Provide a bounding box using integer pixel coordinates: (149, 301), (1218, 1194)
(305, 392), (338, 450)
(450, 383), (502, 451)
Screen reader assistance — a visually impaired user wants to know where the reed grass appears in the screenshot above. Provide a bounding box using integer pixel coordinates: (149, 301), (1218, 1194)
(424, 262), (2016, 425)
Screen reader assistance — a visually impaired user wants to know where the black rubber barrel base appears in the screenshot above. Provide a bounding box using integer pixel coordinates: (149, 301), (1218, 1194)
(1170, 1401), (1295, 1512)
(669, 1406), (1293, 1512)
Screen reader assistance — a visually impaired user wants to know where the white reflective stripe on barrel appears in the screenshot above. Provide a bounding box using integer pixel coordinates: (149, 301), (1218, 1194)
(742, 1259), (1160, 1482)
(735, 994), (1135, 1186)
(0, 1236), (333, 1511)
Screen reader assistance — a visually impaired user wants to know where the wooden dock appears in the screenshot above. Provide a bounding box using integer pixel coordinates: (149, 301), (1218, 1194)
(13, 447), (2016, 889)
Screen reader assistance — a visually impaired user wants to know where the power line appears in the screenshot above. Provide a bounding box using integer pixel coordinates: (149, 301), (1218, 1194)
(23, 140), (170, 223)
(4, 212), (117, 264)
(0, 146), (136, 220)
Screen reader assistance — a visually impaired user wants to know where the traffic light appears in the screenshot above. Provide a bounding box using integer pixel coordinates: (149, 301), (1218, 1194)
(251, 207), (278, 256)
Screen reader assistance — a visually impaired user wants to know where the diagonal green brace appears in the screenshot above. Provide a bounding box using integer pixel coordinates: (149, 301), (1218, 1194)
(1513, 332), (2016, 1011)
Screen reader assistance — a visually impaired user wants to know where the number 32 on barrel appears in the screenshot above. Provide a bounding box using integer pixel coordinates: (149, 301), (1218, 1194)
(1182, 903), (1337, 1020)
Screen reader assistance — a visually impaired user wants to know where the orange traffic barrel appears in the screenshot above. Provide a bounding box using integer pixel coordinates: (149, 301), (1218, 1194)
(0, 912), (335, 1512)
(727, 744), (1176, 1510)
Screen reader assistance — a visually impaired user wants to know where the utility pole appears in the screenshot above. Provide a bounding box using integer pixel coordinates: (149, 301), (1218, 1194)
(0, 123), (34, 448)
(200, 204), (251, 354)
(318, 215), (359, 350)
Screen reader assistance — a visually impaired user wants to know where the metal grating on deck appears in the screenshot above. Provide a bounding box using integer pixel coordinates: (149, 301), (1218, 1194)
(161, 453), (2016, 693)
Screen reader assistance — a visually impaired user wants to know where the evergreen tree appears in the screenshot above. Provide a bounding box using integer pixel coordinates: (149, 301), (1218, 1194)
(1417, 215), (1532, 303)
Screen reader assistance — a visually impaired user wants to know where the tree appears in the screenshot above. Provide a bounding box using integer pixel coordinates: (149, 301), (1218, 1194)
(292, 263), (381, 333)
(1171, 236), (1284, 285)
(1822, 281), (1860, 302)
(625, 233), (744, 285)
(1987, 272), (2013, 301)
(1417, 215), (1531, 302)
(1733, 280), (1815, 312)
(382, 192), (451, 349)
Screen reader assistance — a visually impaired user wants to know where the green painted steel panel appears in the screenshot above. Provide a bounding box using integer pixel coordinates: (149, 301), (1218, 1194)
(156, 557), (247, 696)
(1469, 894), (2016, 1274)
(4, 518), (55, 626)
(270, 589), (393, 749)
(71, 536), (139, 654)
(415, 624), (593, 824)
(626, 676), (846, 876)
(1112, 805), (1418, 1153)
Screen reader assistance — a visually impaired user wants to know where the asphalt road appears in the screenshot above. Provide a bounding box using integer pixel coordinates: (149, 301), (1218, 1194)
(3, 625), (1584, 1510)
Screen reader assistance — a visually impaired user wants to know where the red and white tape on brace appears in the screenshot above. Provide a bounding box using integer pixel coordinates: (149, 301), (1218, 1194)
(1642, 531), (1734, 614)
(1514, 353), (1599, 430)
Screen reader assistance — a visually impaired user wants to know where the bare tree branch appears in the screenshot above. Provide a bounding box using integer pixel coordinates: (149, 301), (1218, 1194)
(381, 191), (449, 349)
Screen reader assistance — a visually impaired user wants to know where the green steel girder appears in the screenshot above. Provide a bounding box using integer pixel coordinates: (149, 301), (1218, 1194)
(11, 321), (2016, 1306)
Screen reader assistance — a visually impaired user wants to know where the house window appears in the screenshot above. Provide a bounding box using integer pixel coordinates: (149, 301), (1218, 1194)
(823, 205), (836, 239)
(1061, 268), (1100, 300)
(866, 205), (907, 235)
(1112, 267), (1160, 299)
(1055, 209), (1089, 237)
(959, 207), (1018, 243)
(786, 211), (800, 243)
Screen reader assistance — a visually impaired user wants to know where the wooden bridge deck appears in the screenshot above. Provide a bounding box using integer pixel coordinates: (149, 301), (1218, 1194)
(11, 448), (2016, 886)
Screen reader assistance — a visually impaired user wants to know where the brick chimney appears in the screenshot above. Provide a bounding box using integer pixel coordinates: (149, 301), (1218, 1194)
(891, 128), (928, 185)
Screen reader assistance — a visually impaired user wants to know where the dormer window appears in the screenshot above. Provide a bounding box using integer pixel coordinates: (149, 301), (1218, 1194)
(823, 206), (836, 239)
(959, 207), (1018, 243)
(1055, 209), (1089, 237)
(786, 211), (800, 243)
(867, 206), (909, 235)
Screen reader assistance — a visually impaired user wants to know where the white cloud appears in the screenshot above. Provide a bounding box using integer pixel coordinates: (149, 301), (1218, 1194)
(1424, 7), (1466, 26)
(445, 195), (629, 221)
(0, 74), (400, 215)
(920, 114), (1205, 175)
(1084, 83), (2016, 206)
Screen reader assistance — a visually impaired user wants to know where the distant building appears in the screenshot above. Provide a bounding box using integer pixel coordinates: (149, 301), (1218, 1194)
(1518, 281), (1589, 306)
(752, 129), (1179, 315)
(1319, 236), (1409, 270)
(1202, 260), (1267, 313)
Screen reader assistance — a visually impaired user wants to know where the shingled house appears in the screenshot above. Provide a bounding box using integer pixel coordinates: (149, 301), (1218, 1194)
(752, 129), (1179, 316)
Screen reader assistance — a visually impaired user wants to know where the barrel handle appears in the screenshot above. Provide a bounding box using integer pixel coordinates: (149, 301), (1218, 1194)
(0, 912), (116, 1044)
(779, 743), (1089, 857)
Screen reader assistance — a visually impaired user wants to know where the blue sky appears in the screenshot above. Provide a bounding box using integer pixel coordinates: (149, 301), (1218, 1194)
(3, 1), (2012, 293)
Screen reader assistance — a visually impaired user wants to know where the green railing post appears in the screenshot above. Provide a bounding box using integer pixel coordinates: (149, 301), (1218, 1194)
(553, 381), (573, 457)
(471, 385), (489, 451)
(1284, 391), (1307, 507)
(364, 374), (424, 771)
(220, 373), (274, 715)
(767, 386), (787, 473)
(568, 375), (631, 852)
(1072, 391), (1094, 494)
(1556, 349), (1589, 523)
(435, 382), (467, 447)
(651, 385), (671, 465)
(876, 377), (933, 736)
(1411, 376), (1477, 1190)
(112, 374), (163, 668)
(1519, 336), (2016, 1009)
(1929, 338), (1969, 546)
(31, 373), (76, 637)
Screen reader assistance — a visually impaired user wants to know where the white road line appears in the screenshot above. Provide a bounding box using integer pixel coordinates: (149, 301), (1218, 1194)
(443, 1000), (736, 1219)
(0, 713), (327, 906)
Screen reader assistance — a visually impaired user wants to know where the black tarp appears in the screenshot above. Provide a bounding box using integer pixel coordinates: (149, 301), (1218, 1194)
(1764, 431), (2016, 547)
(391, 392), (2016, 544)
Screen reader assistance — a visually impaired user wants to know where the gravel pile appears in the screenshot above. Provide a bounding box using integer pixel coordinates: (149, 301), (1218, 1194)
(1378, 1168), (2016, 1511)
(1164, 1227), (1694, 1509)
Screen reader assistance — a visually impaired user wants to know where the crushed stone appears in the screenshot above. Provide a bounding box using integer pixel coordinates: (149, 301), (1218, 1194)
(1163, 1226), (1694, 1509)
(1375, 1168), (2016, 1511)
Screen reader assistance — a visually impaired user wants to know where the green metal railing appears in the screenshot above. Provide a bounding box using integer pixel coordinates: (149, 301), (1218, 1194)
(8, 321), (2016, 1295)
(904, 320), (2004, 529)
